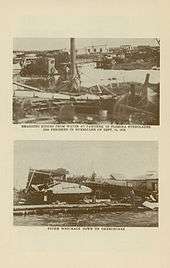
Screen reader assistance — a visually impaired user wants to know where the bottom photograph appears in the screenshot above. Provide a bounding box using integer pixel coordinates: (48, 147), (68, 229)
(14, 140), (158, 227)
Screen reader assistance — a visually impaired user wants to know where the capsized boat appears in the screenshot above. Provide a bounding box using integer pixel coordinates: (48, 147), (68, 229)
(47, 182), (92, 203)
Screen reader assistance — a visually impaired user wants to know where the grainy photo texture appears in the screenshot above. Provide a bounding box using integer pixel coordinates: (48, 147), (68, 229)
(14, 141), (158, 227)
(13, 38), (160, 125)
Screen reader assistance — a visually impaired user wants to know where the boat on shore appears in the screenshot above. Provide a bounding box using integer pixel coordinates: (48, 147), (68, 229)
(22, 168), (92, 204)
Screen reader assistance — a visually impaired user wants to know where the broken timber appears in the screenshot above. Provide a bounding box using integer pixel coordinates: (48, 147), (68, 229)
(13, 82), (43, 92)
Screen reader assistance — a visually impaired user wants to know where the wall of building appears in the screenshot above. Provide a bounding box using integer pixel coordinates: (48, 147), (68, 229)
(126, 179), (158, 192)
(77, 45), (109, 55)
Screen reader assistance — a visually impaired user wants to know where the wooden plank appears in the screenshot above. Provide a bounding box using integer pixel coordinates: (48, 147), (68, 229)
(13, 81), (43, 92)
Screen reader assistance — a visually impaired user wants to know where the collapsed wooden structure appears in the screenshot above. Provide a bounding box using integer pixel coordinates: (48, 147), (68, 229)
(13, 38), (160, 124)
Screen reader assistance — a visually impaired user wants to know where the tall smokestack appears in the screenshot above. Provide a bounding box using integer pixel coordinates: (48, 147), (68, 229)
(144, 73), (150, 102)
(144, 73), (150, 86)
(70, 38), (76, 79)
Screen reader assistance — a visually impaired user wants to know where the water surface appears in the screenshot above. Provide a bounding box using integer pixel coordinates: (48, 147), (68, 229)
(14, 210), (158, 227)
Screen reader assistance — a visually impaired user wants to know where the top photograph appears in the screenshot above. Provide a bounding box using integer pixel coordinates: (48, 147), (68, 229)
(13, 38), (160, 125)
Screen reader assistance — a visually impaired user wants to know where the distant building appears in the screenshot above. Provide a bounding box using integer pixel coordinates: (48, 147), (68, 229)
(125, 178), (158, 192)
(20, 56), (57, 76)
(103, 171), (158, 192)
(77, 45), (109, 55)
(136, 45), (150, 50)
(21, 54), (38, 67)
(125, 172), (158, 192)
(120, 45), (134, 51)
(120, 44), (134, 51)
(13, 51), (25, 64)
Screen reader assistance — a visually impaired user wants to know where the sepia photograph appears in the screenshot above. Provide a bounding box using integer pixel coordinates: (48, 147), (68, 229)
(14, 140), (158, 227)
(13, 38), (160, 125)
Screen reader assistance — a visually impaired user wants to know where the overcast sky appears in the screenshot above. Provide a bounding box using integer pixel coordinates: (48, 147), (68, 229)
(13, 38), (157, 51)
(14, 141), (158, 189)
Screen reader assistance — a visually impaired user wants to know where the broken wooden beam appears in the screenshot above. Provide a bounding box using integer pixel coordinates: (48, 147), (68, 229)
(13, 82), (43, 92)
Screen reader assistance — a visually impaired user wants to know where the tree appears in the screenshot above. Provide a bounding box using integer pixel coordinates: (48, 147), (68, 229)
(91, 171), (97, 181)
